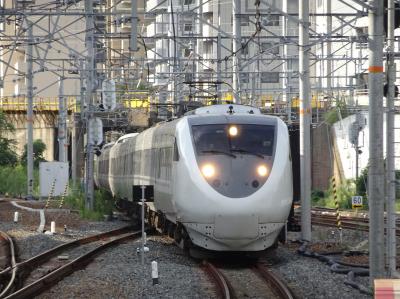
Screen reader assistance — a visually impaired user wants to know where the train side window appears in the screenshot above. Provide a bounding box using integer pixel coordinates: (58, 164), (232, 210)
(173, 139), (180, 161)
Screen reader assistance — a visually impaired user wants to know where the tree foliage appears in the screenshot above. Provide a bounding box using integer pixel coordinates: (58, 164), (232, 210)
(21, 139), (47, 167)
(0, 111), (18, 166)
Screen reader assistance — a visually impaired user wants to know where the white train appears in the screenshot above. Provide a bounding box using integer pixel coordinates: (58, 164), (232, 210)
(95, 104), (293, 252)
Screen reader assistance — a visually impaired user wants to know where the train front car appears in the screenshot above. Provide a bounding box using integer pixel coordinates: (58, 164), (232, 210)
(174, 105), (292, 251)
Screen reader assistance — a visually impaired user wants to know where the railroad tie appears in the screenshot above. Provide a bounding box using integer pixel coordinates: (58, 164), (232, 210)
(59, 181), (69, 209)
(45, 178), (57, 209)
(332, 177), (342, 232)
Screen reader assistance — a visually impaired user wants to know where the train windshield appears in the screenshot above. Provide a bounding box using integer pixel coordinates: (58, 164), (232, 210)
(191, 124), (275, 157)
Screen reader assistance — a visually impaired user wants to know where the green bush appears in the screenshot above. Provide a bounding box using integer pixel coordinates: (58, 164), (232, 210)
(323, 99), (350, 125)
(355, 167), (368, 197)
(0, 111), (18, 166)
(356, 166), (399, 199)
(64, 185), (115, 220)
(313, 178), (364, 210)
(0, 165), (39, 197)
(20, 139), (46, 167)
(0, 165), (115, 220)
(311, 189), (325, 204)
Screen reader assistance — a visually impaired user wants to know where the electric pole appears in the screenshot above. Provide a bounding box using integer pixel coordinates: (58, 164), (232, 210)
(326, 0), (332, 96)
(299, 0), (311, 242)
(216, 0), (222, 100)
(385, 0), (397, 277)
(368, 0), (385, 281)
(282, 0), (291, 123)
(232, 0), (241, 103)
(130, 0), (138, 51)
(58, 76), (67, 163)
(26, 21), (34, 200)
(85, 0), (95, 210)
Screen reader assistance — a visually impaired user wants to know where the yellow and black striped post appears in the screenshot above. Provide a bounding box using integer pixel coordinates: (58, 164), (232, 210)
(332, 176), (343, 242)
(45, 178), (57, 209)
(59, 181), (68, 209)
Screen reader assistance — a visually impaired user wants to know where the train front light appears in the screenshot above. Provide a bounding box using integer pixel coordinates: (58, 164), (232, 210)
(257, 165), (268, 177)
(201, 163), (215, 178)
(228, 126), (238, 137)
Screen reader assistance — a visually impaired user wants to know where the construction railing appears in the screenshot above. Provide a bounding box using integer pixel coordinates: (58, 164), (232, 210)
(0, 96), (77, 112)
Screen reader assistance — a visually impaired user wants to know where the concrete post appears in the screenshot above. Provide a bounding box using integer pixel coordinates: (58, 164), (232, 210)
(196, 0), (203, 82)
(299, 0), (311, 242)
(216, 0), (221, 100)
(326, 0), (332, 94)
(368, 0), (385, 281)
(85, 0), (95, 210)
(386, 0), (397, 277)
(282, 0), (292, 123)
(232, 0), (241, 103)
(130, 0), (138, 51)
(58, 76), (67, 163)
(26, 23), (34, 199)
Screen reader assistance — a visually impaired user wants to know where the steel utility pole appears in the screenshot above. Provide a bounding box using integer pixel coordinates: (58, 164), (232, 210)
(216, 0), (222, 100)
(282, 0), (291, 124)
(85, 0), (95, 210)
(196, 0), (203, 83)
(368, 0), (385, 281)
(232, 0), (241, 103)
(130, 0), (137, 51)
(58, 76), (67, 162)
(326, 0), (332, 95)
(299, 0), (311, 242)
(386, 0), (397, 277)
(26, 21), (34, 200)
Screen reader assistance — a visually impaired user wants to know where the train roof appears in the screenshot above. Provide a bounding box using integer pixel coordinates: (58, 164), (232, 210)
(115, 133), (139, 144)
(185, 104), (261, 116)
(102, 142), (115, 150)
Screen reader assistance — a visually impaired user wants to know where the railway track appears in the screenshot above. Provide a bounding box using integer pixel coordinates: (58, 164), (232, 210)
(0, 232), (16, 299)
(0, 226), (141, 299)
(202, 260), (295, 299)
(294, 207), (400, 236)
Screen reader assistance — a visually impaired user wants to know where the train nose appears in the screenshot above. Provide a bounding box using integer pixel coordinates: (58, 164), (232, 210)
(214, 214), (259, 239)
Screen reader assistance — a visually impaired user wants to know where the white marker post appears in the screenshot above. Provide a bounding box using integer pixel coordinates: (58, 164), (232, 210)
(14, 212), (19, 223)
(141, 185), (146, 265)
(151, 261), (159, 285)
(51, 221), (56, 234)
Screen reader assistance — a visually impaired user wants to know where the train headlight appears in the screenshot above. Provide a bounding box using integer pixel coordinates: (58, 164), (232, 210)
(257, 165), (268, 177)
(228, 126), (238, 137)
(201, 164), (215, 178)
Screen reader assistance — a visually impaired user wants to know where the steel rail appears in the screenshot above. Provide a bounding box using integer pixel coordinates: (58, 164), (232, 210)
(0, 232), (16, 298)
(254, 263), (295, 299)
(4, 231), (141, 299)
(0, 225), (133, 279)
(293, 214), (400, 237)
(202, 261), (234, 299)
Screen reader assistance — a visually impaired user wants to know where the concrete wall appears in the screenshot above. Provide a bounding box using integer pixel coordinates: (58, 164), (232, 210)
(5, 112), (55, 161)
(333, 112), (400, 180)
(311, 124), (332, 190)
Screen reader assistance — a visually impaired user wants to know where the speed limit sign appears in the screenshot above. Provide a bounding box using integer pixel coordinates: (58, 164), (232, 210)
(352, 196), (363, 209)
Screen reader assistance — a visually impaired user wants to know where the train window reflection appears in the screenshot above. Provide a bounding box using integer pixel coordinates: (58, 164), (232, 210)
(192, 124), (275, 157)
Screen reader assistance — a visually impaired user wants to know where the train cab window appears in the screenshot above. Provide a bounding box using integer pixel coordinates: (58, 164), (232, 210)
(230, 125), (275, 156)
(192, 124), (275, 157)
(173, 139), (180, 161)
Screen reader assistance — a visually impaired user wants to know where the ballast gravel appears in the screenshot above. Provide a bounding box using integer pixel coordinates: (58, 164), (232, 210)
(0, 199), (375, 298)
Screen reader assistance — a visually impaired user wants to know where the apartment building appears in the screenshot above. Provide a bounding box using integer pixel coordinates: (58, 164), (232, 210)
(105, 0), (148, 94)
(310, 0), (400, 106)
(0, 0), (85, 99)
(145, 0), (299, 106)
